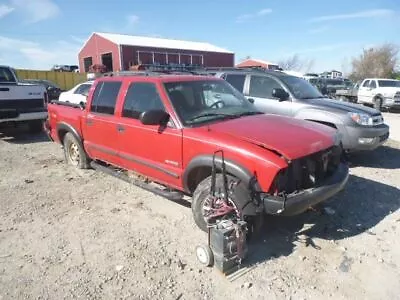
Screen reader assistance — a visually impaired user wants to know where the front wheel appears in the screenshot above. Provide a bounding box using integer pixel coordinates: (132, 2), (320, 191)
(191, 174), (261, 235)
(63, 132), (90, 169)
(374, 97), (383, 111)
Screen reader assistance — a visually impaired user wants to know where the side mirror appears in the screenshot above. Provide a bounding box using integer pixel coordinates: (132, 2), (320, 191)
(139, 109), (170, 126)
(79, 101), (85, 110)
(248, 98), (255, 104)
(272, 88), (289, 101)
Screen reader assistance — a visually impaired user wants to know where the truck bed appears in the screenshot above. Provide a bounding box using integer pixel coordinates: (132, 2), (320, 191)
(47, 101), (84, 143)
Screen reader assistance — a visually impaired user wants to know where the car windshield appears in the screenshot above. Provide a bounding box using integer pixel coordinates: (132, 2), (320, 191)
(378, 80), (400, 88)
(280, 76), (323, 99)
(164, 79), (261, 126)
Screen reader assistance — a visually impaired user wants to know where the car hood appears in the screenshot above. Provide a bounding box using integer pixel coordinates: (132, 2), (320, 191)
(207, 114), (336, 160)
(305, 97), (379, 115)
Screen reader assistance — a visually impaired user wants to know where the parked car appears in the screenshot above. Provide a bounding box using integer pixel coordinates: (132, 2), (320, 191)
(52, 65), (79, 72)
(357, 78), (400, 111)
(0, 65), (47, 133)
(58, 81), (93, 104)
(207, 68), (389, 152)
(21, 79), (63, 101)
(45, 72), (348, 233)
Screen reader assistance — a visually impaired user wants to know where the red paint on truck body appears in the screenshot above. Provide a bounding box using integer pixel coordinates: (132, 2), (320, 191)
(47, 75), (337, 193)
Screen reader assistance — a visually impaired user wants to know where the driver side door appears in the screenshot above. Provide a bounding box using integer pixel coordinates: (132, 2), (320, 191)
(246, 75), (292, 116)
(117, 81), (183, 189)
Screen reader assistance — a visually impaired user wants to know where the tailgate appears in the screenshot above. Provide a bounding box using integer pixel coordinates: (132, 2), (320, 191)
(0, 85), (45, 117)
(0, 84), (44, 100)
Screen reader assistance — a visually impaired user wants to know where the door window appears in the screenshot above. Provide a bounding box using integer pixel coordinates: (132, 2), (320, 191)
(362, 80), (370, 87)
(122, 82), (165, 119)
(90, 81), (122, 115)
(369, 80), (377, 89)
(74, 83), (91, 95)
(249, 75), (282, 99)
(224, 74), (246, 92)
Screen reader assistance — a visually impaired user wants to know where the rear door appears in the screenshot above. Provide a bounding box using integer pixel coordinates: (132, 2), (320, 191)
(117, 80), (183, 189)
(82, 80), (122, 167)
(246, 74), (292, 116)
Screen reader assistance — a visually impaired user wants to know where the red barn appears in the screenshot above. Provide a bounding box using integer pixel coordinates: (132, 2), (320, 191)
(78, 32), (234, 72)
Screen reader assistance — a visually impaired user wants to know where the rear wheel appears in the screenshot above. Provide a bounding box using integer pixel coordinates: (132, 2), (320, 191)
(63, 132), (90, 169)
(191, 174), (262, 236)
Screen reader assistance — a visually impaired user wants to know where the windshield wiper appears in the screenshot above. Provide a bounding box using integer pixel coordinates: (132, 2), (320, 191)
(187, 112), (235, 123)
(232, 111), (263, 117)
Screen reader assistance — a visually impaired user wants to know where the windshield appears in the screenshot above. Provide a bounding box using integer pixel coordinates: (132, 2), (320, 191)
(164, 79), (260, 126)
(280, 76), (323, 99)
(378, 80), (400, 88)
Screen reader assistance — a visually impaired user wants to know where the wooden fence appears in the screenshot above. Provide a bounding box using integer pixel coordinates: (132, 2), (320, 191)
(16, 69), (88, 90)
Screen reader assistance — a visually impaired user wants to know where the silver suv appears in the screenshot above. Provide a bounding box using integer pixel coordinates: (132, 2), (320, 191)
(207, 68), (389, 152)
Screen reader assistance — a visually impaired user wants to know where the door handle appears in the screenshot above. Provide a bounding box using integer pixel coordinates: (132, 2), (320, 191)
(117, 125), (125, 132)
(86, 119), (94, 126)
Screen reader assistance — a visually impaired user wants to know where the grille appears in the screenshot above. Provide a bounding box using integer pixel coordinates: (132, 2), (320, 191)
(0, 98), (44, 113)
(270, 145), (342, 195)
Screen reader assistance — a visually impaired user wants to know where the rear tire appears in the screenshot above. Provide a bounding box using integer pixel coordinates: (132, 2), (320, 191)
(191, 174), (261, 236)
(28, 120), (43, 133)
(63, 132), (90, 169)
(374, 97), (383, 111)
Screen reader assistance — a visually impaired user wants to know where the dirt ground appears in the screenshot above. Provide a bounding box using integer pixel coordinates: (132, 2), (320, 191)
(0, 125), (399, 300)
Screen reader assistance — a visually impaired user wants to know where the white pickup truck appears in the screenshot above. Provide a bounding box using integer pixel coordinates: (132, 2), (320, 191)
(357, 78), (400, 111)
(0, 65), (47, 133)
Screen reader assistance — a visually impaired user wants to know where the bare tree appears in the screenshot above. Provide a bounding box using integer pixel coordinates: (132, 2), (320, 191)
(350, 43), (399, 81)
(278, 54), (314, 72)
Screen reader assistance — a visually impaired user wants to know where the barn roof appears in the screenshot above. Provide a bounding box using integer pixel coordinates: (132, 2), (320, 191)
(92, 32), (234, 54)
(236, 58), (279, 67)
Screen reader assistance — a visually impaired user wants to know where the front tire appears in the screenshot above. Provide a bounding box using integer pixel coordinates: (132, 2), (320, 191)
(374, 97), (383, 111)
(63, 132), (90, 169)
(191, 174), (261, 234)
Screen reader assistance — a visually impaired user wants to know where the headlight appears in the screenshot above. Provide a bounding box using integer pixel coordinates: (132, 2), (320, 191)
(349, 112), (373, 126)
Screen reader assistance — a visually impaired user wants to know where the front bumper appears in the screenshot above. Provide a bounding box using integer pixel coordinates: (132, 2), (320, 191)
(342, 124), (389, 152)
(262, 163), (349, 216)
(383, 97), (400, 108)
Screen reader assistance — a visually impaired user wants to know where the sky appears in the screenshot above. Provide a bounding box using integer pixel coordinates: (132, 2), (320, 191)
(0, 0), (399, 73)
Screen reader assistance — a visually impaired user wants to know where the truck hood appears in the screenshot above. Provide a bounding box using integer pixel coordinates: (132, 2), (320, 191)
(207, 114), (336, 160)
(305, 97), (379, 115)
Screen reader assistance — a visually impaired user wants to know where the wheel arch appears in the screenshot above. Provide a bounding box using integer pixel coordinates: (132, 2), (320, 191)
(56, 122), (83, 146)
(183, 155), (261, 194)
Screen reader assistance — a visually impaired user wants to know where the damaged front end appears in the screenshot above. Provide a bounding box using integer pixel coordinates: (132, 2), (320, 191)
(260, 145), (349, 216)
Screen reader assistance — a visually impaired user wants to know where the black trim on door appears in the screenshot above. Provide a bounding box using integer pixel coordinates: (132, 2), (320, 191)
(88, 143), (179, 179)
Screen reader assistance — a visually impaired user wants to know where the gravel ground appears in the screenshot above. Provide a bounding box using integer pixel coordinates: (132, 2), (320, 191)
(383, 112), (400, 142)
(0, 126), (399, 300)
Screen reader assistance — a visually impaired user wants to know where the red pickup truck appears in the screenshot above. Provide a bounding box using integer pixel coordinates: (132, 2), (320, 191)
(45, 72), (349, 232)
